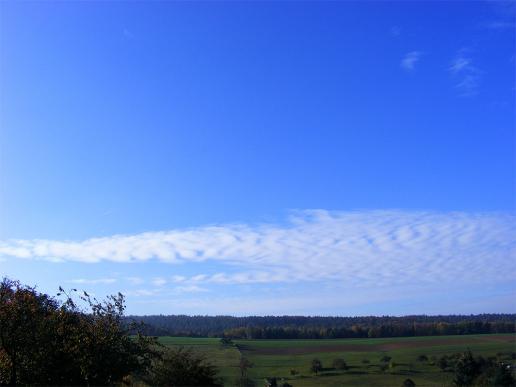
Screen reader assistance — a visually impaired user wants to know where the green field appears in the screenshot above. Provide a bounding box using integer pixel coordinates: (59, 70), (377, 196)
(158, 334), (516, 387)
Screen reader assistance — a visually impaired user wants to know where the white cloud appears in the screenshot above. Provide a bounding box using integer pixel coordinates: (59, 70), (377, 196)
(152, 277), (167, 287)
(1, 210), (515, 289)
(174, 285), (209, 294)
(126, 276), (144, 285)
(67, 278), (117, 285)
(449, 49), (482, 96)
(401, 51), (422, 70)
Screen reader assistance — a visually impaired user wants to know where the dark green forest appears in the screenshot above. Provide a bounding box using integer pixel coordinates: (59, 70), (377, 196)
(129, 314), (516, 339)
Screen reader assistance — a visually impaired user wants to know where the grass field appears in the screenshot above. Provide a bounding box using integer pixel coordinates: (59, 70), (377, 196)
(158, 334), (516, 387)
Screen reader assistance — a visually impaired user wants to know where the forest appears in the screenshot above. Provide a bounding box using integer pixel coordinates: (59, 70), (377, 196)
(129, 314), (516, 339)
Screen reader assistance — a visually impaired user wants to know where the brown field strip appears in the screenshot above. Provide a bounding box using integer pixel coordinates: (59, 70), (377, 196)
(242, 335), (516, 356)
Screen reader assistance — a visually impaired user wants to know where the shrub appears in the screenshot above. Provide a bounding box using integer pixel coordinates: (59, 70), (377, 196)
(333, 358), (348, 370)
(402, 378), (416, 387)
(0, 278), (159, 385)
(144, 347), (221, 386)
(310, 358), (323, 375)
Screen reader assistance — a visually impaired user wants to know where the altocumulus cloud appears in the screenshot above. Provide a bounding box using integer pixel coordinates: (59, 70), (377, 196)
(0, 210), (515, 288)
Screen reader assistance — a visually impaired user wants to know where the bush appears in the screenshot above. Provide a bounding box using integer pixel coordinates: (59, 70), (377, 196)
(402, 378), (416, 387)
(145, 347), (221, 386)
(332, 358), (348, 370)
(310, 358), (323, 375)
(0, 278), (159, 385)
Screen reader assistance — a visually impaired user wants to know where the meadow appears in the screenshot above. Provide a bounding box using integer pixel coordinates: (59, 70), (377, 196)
(159, 334), (516, 387)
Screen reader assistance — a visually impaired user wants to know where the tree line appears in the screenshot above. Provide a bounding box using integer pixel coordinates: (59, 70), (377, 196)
(129, 314), (515, 339)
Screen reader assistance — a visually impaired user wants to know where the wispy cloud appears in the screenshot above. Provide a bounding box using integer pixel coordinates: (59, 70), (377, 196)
(482, 21), (516, 30)
(126, 276), (144, 285)
(152, 277), (167, 287)
(401, 51), (422, 71)
(390, 26), (402, 37)
(449, 49), (482, 96)
(67, 278), (117, 285)
(1, 210), (515, 290)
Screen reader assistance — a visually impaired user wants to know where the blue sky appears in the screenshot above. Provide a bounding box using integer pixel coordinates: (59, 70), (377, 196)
(0, 1), (515, 315)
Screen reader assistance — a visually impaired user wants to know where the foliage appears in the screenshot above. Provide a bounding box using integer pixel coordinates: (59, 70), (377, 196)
(332, 358), (348, 370)
(417, 354), (428, 362)
(130, 314), (516, 339)
(402, 378), (416, 387)
(220, 337), (234, 346)
(239, 356), (253, 379)
(432, 349), (516, 387)
(0, 278), (160, 385)
(144, 346), (222, 386)
(437, 356), (449, 371)
(380, 355), (392, 363)
(310, 358), (323, 375)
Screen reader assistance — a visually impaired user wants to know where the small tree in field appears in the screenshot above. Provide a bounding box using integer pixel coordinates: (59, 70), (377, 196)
(417, 354), (428, 362)
(144, 347), (221, 386)
(402, 378), (416, 387)
(310, 358), (323, 375)
(333, 358), (348, 370)
(239, 357), (253, 379)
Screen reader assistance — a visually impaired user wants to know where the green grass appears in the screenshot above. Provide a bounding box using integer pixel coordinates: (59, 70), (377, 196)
(159, 334), (516, 386)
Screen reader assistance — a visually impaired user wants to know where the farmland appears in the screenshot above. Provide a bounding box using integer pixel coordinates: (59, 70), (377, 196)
(159, 334), (516, 386)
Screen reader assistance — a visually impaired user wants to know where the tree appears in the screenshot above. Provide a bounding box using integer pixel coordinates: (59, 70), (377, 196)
(310, 358), (323, 375)
(492, 363), (516, 386)
(0, 278), (159, 385)
(437, 356), (449, 371)
(402, 378), (416, 387)
(380, 355), (392, 363)
(417, 354), (428, 362)
(239, 357), (253, 379)
(332, 358), (348, 370)
(453, 350), (481, 387)
(145, 347), (221, 386)
(220, 337), (233, 346)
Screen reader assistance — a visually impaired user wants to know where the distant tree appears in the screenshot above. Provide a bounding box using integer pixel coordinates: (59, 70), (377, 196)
(389, 360), (397, 369)
(492, 363), (516, 386)
(417, 354), (428, 362)
(310, 358), (323, 375)
(437, 356), (449, 371)
(239, 357), (253, 379)
(264, 377), (277, 387)
(362, 359), (370, 364)
(145, 347), (221, 386)
(402, 378), (416, 387)
(220, 337), (233, 346)
(453, 350), (481, 387)
(289, 369), (298, 376)
(332, 358), (348, 370)
(380, 355), (392, 363)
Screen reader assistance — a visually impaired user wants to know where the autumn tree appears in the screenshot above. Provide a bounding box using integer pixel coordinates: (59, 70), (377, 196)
(0, 278), (159, 385)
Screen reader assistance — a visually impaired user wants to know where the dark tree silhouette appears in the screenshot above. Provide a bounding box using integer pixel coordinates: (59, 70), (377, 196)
(0, 278), (159, 385)
(310, 358), (323, 375)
